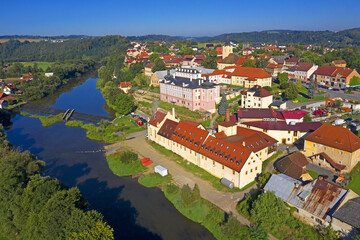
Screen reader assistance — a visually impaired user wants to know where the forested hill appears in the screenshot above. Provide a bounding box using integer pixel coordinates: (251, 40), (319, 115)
(127, 34), (184, 42)
(126, 28), (360, 45)
(0, 35), (131, 61)
(195, 28), (360, 45)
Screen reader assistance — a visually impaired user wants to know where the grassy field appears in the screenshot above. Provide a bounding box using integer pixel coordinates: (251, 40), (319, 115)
(106, 152), (146, 177)
(138, 173), (172, 188)
(29, 114), (63, 127)
(345, 163), (360, 195)
(200, 119), (211, 128)
(158, 101), (203, 121)
(21, 62), (53, 71)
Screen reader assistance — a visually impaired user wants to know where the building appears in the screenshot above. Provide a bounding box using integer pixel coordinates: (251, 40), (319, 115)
(265, 63), (283, 78)
(264, 174), (352, 229)
(332, 196), (360, 234)
(150, 69), (176, 87)
(239, 120), (322, 144)
(281, 110), (307, 124)
(331, 60), (347, 68)
(217, 53), (240, 70)
(0, 99), (8, 109)
(313, 67), (360, 88)
(144, 63), (154, 77)
(304, 124), (360, 173)
(231, 67), (272, 88)
(313, 67), (337, 86)
(159, 68), (220, 113)
(147, 110), (265, 189)
(240, 85), (273, 108)
(237, 108), (284, 123)
(222, 40), (233, 59)
(275, 152), (312, 181)
(293, 62), (318, 82)
(284, 57), (299, 68)
(118, 82), (131, 93)
(242, 48), (253, 56)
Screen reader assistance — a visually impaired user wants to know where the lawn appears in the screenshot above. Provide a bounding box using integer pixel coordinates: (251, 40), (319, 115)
(200, 119), (211, 128)
(106, 152), (146, 177)
(29, 114), (63, 127)
(307, 169), (319, 179)
(147, 140), (244, 192)
(345, 163), (360, 195)
(138, 173), (172, 188)
(158, 101), (203, 120)
(21, 61), (53, 71)
(262, 150), (283, 172)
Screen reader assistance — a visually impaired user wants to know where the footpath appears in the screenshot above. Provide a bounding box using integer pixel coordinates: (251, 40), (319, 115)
(105, 130), (278, 240)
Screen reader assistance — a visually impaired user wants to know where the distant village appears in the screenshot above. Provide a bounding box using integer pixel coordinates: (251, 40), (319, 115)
(120, 39), (360, 237)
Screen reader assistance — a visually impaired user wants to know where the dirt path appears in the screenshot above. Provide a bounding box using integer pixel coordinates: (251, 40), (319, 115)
(105, 131), (278, 240)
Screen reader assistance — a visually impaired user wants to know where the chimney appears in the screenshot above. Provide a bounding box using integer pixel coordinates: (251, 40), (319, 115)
(172, 107), (176, 118)
(242, 141), (245, 147)
(225, 108), (230, 122)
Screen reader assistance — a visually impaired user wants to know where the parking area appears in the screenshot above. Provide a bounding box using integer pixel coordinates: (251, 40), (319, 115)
(306, 164), (349, 187)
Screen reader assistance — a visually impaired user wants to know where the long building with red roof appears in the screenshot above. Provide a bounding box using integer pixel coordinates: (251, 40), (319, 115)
(230, 67), (272, 88)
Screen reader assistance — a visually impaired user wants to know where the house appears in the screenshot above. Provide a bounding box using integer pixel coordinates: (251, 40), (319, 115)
(242, 48), (253, 56)
(216, 47), (223, 58)
(284, 57), (299, 68)
(332, 196), (360, 234)
(265, 63), (283, 78)
(240, 85), (273, 108)
(293, 62), (318, 82)
(0, 99), (8, 109)
(274, 152), (312, 181)
(159, 68), (220, 113)
(313, 67), (337, 86)
(157, 118), (180, 150)
(239, 120), (322, 144)
(332, 60), (347, 68)
(148, 109), (178, 144)
(230, 67), (272, 88)
(144, 63), (154, 77)
(264, 174), (351, 229)
(3, 86), (13, 95)
(118, 82), (132, 93)
(304, 124), (360, 173)
(150, 69), (177, 87)
(281, 110), (307, 124)
(45, 72), (54, 77)
(330, 68), (360, 88)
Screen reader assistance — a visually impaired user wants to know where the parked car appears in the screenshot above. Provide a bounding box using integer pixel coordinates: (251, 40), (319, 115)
(350, 120), (360, 126)
(345, 118), (353, 122)
(328, 87), (333, 90)
(332, 88), (340, 91)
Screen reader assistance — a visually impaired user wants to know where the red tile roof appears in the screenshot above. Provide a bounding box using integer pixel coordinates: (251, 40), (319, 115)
(198, 136), (252, 172)
(266, 63), (282, 69)
(314, 67), (337, 76)
(231, 67), (271, 80)
(0, 93), (7, 99)
(295, 62), (315, 72)
(286, 57), (299, 63)
(242, 85), (273, 98)
(281, 110), (307, 120)
(119, 82), (131, 88)
(170, 121), (209, 152)
(305, 124), (360, 152)
(214, 131), (227, 139)
(158, 119), (179, 139)
(148, 111), (167, 126)
(219, 53), (240, 64)
(331, 68), (355, 78)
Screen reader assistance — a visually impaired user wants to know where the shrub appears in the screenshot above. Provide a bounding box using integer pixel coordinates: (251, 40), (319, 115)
(119, 151), (138, 164)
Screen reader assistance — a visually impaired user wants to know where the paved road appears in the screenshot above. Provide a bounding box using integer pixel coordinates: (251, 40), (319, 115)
(105, 131), (278, 240)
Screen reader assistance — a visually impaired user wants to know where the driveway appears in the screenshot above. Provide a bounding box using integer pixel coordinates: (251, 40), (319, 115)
(306, 164), (349, 186)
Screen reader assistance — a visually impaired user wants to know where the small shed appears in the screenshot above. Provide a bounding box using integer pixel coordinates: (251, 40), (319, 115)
(154, 165), (168, 176)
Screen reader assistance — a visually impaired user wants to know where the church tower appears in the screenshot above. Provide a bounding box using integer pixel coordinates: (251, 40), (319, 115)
(222, 38), (233, 59)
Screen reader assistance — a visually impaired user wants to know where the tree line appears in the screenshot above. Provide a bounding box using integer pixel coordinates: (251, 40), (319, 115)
(0, 128), (114, 239)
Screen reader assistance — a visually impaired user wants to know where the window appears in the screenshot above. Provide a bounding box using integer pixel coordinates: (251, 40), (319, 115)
(222, 165), (224, 170)
(213, 161), (215, 165)
(255, 167), (258, 171)
(312, 143), (315, 147)
(233, 170), (235, 175)
(338, 160), (342, 164)
(245, 171), (248, 175)
(340, 151), (343, 155)
(250, 169), (253, 173)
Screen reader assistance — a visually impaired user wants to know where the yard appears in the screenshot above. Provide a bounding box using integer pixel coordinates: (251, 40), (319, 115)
(345, 163), (360, 195)
(20, 61), (54, 71)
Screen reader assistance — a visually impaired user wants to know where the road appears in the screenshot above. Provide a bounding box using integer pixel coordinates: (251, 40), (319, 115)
(105, 130), (278, 240)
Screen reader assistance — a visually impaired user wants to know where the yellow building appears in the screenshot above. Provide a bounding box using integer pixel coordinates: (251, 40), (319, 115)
(230, 67), (272, 88)
(304, 124), (360, 173)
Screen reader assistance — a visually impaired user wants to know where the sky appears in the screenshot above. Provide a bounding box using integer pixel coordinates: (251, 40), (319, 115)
(1, 0), (360, 37)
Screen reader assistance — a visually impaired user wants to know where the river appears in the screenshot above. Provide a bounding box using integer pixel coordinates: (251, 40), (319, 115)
(5, 77), (215, 240)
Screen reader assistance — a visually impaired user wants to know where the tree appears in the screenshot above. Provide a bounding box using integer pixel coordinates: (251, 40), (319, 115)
(222, 216), (251, 239)
(296, 80), (302, 91)
(201, 49), (217, 69)
(250, 226), (269, 240)
(180, 184), (195, 206)
(151, 58), (166, 73)
(218, 95), (229, 116)
(308, 78), (315, 98)
(242, 59), (255, 68)
(277, 73), (288, 85)
(149, 53), (159, 63)
(112, 94), (135, 115)
(284, 83), (299, 100)
(303, 114), (312, 122)
(335, 99), (343, 108)
(250, 191), (290, 231)
(350, 76), (360, 86)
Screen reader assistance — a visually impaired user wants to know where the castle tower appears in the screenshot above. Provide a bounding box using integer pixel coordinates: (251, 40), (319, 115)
(222, 38), (233, 59)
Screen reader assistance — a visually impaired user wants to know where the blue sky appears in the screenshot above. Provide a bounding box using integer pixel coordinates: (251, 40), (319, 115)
(1, 0), (360, 37)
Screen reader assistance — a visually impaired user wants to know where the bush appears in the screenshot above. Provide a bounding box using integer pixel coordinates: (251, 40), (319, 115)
(180, 184), (195, 206)
(222, 216), (251, 239)
(263, 86), (272, 92)
(119, 150), (138, 164)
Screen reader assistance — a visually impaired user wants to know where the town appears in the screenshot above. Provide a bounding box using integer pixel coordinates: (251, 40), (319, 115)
(1, 5), (360, 239)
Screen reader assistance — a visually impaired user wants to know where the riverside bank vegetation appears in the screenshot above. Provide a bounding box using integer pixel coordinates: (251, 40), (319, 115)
(0, 128), (114, 239)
